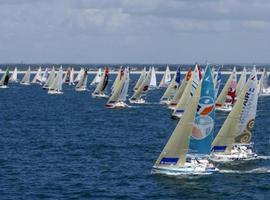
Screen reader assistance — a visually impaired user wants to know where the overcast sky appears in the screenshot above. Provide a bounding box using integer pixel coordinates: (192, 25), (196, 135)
(0, 0), (269, 64)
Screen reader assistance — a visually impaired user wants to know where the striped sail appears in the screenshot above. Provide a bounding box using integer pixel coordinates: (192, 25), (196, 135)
(212, 68), (258, 153)
(154, 83), (201, 168)
(189, 65), (215, 155)
(172, 64), (201, 117)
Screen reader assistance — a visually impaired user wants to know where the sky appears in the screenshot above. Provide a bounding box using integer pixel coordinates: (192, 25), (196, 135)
(0, 0), (269, 64)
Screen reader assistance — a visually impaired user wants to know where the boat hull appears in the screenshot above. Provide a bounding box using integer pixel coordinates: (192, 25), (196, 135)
(48, 90), (63, 95)
(105, 101), (128, 108)
(129, 98), (145, 104)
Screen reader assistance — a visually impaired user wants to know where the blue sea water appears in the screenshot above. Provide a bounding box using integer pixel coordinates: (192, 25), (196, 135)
(0, 73), (270, 199)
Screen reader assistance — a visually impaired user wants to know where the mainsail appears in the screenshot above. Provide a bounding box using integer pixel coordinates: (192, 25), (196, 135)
(214, 67), (222, 99)
(43, 67), (55, 89)
(20, 67), (31, 85)
(75, 68), (88, 91)
(90, 68), (102, 86)
(159, 66), (171, 87)
(212, 68), (258, 153)
(32, 67), (42, 84)
(41, 68), (49, 83)
(48, 67), (63, 93)
(9, 67), (18, 82)
(149, 67), (157, 89)
(92, 67), (109, 95)
(236, 67), (247, 97)
(69, 67), (75, 85)
(133, 67), (146, 91)
(0, 68), (10, 87)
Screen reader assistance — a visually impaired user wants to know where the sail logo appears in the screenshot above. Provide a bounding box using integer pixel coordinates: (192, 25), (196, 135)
(197, 96), (215, 115)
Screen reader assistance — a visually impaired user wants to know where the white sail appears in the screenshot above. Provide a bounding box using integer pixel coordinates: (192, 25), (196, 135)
(92, 67), (110, 97)
(41, 68), (49, 83)
(133, 67), (146, 91)
(236, 67), (247, 96)
(90, 68), (102, 86)
(74, 68), (84, 83)
(32, 67), (42, 84)
(20, 67), (31, 85)
(9, 67), (18, 82)
(159, 66), (171, 87)
(75, 68), (88, 91)
(149, 67), (157, 89)
(69, 67), (75, 85)
(48, 67), (63, 94)
(43, 67), (55, 89)
(119, 68), (130, 102)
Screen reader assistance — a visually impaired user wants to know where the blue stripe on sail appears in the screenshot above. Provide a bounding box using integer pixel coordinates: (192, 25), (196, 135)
(211, 146), (227, 152)
(160, 157), (179, 165)
(175, 109), (184, 114)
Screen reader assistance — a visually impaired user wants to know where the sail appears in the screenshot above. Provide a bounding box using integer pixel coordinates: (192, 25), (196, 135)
(9, 67), (17, 82)
(154, 83), (201, 168)
(170, 69), (192, 106)
(189, 65), (215, 155)
(236, 67), (247, 96)
(214, 67), (222, 99)
(69, 68), (75, 85)
(159, 66), (171, 87)
(32, 67), (42, 83)
(212, 68), (258, 153)
(262, 69), (269, 89)
(75, 68), (88, 90)
(74, 68), (84, 83)
(90, 68), (102, 86)
(43, 67), (55, 88)
(149, 67), (157, 88)
(111, 66), (123, 92)
(215, 67), (236, 107)
(160, 67), (181, 101)
(130, 68), (151, 101)
(172, 64), (201, 116)
(0, 68), (10, 86)
(225, 67), (237, 105)
(119, 68), (130, 102)
(133, 67), (146, 91)
(49, 67), (63, 91)
(107, 68), (126, 104)
(41, 68), (49, 82)
(20, 67), (31, 84)
(93, 67), (109, 94)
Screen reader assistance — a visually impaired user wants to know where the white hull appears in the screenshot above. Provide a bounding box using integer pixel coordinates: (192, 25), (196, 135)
(48, 90), (63, 95)
(106, 101), (128, 108)
(171, 111), (183, 119)
(260, 88), (270, 96)
(129, 98), (145, 104)
(216, 103), (232, 112)
(168, 104), (176, 110)
(92, 93), (109, 98)
(75, 87), (87, 92)
(210, 143), (257, 163)
(20, 82), (30, 86)
(0, 85), (8, 89)
(160, 100), (171, 105)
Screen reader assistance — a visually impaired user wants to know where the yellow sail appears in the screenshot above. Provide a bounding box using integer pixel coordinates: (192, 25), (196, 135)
(212, 68), (257, 153)
(154, 83), (201, 168)
(160, 72), (177, 101)
(107, 70), (126, 103)
(236, 67), (246, 96)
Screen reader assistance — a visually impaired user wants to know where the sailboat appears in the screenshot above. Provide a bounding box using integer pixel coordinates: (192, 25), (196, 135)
(31, 67), (43, 85)
(111, 66), (124, 93)
(159, 66), (171, 88)
(63, 67), (71, 84)
(0, 68), (10, 89)
(41, 68), (49, 83)
(236, 67), (247, 97)
(149, 67), (157, 89)
(48, 67), (63, 95)
(20, 67), (31, 85)
(69, 67), (75, 85)
(160, 67), (181, 104)
(129, 67), (151, 104)
(214, 66), (222, 99)
(90, 68), (102, 86)
(215, 67), (237, 112)
(152, 70), (218, 175)
(106, 68), (130, 108)
(92, 66), (110, 98)
(211, 67), (258, 163)
(171, 64), (201, 119)
(43, 67), (56, 89)
(133, 67), (146, 91)
(258, 68), (270, 96)
(74, 68), (84, 83)
(168, 69), (191, 110)
(75, 68), (88, 91)
(9, 67), (18, 83)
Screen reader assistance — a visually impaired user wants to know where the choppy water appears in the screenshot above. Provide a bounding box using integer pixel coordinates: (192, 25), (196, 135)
(0, 73), (270, 199)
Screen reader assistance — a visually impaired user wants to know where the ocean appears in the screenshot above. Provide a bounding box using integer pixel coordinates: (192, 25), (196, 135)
(0, 72), (269, 199)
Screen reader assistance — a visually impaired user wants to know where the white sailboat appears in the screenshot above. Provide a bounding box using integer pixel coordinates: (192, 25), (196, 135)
(215, 67), (237, 112)
(75, 68), (88, 91)
(90, 68), (102, 86)
(20, 67), (31, 85)
(152, 71), (218, 175)
(171, 64), (201, 119)
(48, 67), (63, 95)
(0, 68), (10, 89)
(149, 67), (157, 89)
(159, 66), (171, 88)
(43, 67), (56, 89)
(160, 67), (181, 104)
(92, 67), (110, 98)
(74, 68), (84, 83)
(106, 68), (130, 108)
(236, 67), (247, 97)
(41, 68), (49, 83)
(31, 67), (43, 85)
(9, 67), (18, 83)
(69, 67), (75, 85)
(211, 67), (259, 163)
(62, 67), (71, 84)
(259, 68), (270, 96)
(129, 68), (151, 104)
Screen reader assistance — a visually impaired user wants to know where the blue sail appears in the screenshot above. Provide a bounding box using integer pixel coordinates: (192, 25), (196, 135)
(175, 67), (181, 87)
(189, 65), (215, 155)
(215, 67), (222, 99)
